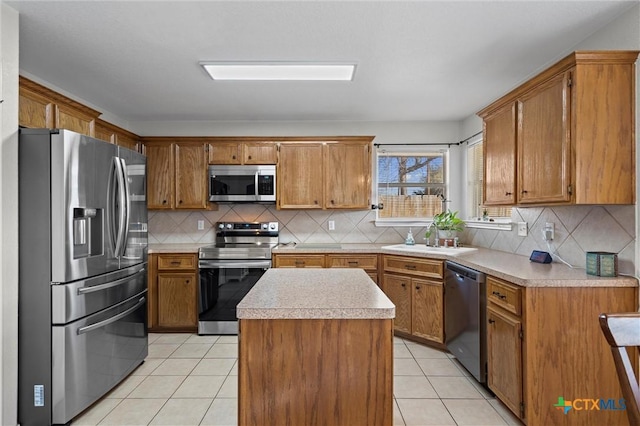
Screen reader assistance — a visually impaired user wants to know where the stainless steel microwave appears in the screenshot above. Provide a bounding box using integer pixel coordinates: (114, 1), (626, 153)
(208, 165), (276, 203)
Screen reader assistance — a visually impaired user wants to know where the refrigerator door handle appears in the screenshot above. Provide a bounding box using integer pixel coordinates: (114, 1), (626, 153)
(120, 158), (132, 257)
(77, 296), (146, 335)
(113, 158), (128, 257)
(77, 268), (146, 295)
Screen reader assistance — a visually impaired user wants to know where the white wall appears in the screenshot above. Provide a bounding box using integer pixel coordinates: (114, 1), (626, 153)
(0, 3), (19, 425)
(131, 119), (462, 143)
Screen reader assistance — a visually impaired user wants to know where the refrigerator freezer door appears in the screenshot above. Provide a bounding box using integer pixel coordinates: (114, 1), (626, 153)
(51, 263), (147, 324)
(51, 291), (148, 425)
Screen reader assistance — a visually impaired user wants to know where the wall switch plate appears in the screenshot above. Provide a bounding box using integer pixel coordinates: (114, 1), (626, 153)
(517, 222), (528, 236)
(197, 220), (205, 230)
(328, 220), (335, 231)
(543, 222), (554, 241)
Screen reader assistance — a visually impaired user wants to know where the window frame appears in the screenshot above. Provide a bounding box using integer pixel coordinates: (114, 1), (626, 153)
(374, 147), (449, 226)
(465, 136), (513, 230)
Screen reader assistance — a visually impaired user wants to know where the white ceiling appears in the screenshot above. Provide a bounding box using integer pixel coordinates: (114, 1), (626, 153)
(6, 1), (637, 123)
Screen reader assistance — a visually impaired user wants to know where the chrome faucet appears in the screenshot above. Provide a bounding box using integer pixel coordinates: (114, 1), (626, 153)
(431, 222), (440, 247)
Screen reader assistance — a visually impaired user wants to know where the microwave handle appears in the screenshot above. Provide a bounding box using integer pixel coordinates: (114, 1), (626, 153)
(254, 171), (260, 198)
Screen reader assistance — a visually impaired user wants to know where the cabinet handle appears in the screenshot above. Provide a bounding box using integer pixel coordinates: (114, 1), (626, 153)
(404, 264), (417, 270)
(179, 200), (183, 204)
(347, 261), (359, 265)
(521, 190), (528, 194)
(488, 319), (496, 324)
(232, 155), (236, 159)
(248, 156), (252, 160)
(162, 200), (167, 204)
(505, 192), (512, 196)
(185, 280), (190, 284)
(170, 261), (181, 265)
(314, 200), (318, 204)
(295, 261), (305, 266)
(492, 290), (507, 300)
(401, 282), (406, 287)
(331, 200), (335, 204)
(415, 285), (421, 290)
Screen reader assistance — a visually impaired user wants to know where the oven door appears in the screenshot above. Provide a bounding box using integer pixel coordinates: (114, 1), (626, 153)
(198, 259), (271, 335)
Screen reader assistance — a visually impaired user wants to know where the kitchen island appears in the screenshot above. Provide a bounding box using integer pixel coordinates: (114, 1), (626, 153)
(236, 268), (395, 426)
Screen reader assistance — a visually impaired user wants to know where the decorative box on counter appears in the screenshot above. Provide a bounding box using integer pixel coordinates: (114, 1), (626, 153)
(586, 252), (618, 277)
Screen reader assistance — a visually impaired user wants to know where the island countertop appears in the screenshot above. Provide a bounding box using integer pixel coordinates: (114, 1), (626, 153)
(236, 268), (395, 320)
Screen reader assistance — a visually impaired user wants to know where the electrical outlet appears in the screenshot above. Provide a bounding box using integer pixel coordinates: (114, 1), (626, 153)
(517, 222), (528, 236)
(543, 222), (554, 241)
(328, 220), (335, 231)
(197, 220), (205, 230)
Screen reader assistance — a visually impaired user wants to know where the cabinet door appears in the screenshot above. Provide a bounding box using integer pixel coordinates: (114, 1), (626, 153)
(487, 305), (523, 419)
(19, 88), (54, 129)
(483, 103), (516, 205)
(517, 71), (571, 204)
(55, 104), (96, 137)
(412, 279), (444, 343)
(116, 132), (139, 151)
(146, 144), (175, 209)
(94, 121), (116, 144)
(324, 142), (371, 208)
(175, 143), (208, 209)
(382, 274), (411, 334)
(209, 142), (241, 164)
(277, 143), (324, 209)
(157, 272), (197, 328)
(244, 142), (277, 164)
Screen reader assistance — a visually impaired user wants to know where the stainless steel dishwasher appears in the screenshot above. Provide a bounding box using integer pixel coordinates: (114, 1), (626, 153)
(444, 261), (487, 383)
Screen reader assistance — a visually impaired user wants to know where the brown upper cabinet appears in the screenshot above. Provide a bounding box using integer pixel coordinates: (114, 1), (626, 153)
(19, 76), (143, 151)
(94, 118), (141, 151)
(208, 140), (277, 165)
(143, 138), (209, 210)
(478, 50), (639, 206)
(277, 137), (373, 210)
(19, 76), (101, 138)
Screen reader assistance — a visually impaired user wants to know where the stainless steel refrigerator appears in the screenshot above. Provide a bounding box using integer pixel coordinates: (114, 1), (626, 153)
(18, 129), (148, 426)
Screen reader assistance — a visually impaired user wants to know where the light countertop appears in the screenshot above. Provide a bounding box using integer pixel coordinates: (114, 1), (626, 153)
(237, 268), (395, 320)
(150, 242), (638, 288)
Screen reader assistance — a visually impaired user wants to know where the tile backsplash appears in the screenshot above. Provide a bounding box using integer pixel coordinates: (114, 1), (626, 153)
(149, 204), (636, 274)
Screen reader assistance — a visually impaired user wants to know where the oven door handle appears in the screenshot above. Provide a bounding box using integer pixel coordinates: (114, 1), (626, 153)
(199, 260), (272, 269)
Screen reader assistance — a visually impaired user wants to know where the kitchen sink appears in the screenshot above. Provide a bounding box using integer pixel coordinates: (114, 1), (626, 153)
(381, 244), (478, 256)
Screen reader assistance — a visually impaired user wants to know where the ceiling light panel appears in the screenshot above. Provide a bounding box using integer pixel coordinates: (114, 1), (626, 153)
(200, 62), (356, 81)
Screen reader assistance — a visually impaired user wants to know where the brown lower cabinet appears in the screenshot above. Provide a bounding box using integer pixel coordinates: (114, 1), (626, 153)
(239, 318), (393, 426)
(148, 253), (198, 332)
(486, 275), (638, 425)
(381, 255), (444, 346)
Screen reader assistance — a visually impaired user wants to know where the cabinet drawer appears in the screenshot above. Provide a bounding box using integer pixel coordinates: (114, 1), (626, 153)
(326, 254), (378, 271)
(274, 255), (325, 268)
(383, 255), (443, 279)
(157, 254), (197, 271)
(487, 276), (521, 316)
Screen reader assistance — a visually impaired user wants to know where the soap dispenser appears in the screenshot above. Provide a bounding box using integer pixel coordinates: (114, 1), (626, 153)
(405, 228), (415, 245)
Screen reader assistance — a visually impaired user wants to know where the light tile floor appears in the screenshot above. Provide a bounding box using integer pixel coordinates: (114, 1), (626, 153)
(71, 333), (523, 426)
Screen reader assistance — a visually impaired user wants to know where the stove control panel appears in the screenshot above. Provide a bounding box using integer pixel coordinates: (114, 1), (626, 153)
(215, 221), (279, 233)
